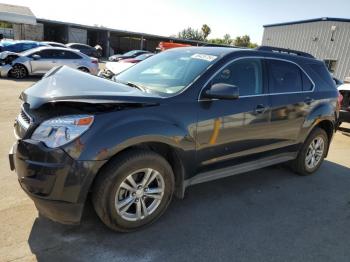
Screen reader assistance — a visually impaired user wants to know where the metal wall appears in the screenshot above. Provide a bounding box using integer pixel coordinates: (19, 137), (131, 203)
(262, 21), (350, 80)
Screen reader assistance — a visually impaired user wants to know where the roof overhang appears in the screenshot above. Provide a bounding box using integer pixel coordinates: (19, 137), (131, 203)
(0, 4), (36, 25)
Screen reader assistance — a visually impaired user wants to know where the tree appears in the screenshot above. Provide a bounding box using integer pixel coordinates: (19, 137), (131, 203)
(233, 35), (258, 48)
(177, 27), (205, 41)
(223, 34), (232, 45)
(201, 24), (211, 39)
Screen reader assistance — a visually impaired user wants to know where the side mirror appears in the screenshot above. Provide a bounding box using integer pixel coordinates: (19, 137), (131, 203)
(32, 54), (41, 60)
(203, 83), (239, 100)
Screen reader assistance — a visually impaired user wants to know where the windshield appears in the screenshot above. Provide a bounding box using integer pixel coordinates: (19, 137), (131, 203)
(123, 50), (139, 56)
(114, 49), (218, 95)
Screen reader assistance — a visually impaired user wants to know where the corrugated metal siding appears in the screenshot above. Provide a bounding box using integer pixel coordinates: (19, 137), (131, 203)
(262, 21), (350, 80)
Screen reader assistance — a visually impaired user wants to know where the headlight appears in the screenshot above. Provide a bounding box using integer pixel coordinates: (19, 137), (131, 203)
(31, 115), (94, 148)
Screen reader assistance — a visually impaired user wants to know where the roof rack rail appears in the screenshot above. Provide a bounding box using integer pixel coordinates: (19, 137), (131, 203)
(256, 46), (315, 59)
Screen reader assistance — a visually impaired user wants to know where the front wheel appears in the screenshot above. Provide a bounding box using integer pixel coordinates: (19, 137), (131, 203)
(9, 64), (28, 79)
(92, 150), (174, 232)
(291, 127), (329, 175)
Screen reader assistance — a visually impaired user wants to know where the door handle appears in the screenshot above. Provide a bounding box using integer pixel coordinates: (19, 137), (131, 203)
(254, 104), (267, 114)
(304, 97), (314, 105)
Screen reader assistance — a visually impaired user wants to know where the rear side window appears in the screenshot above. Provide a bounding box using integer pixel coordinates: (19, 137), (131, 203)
(267, 60), (302, 93)
(308, 63), (335, 90)
(61, 51), (81, 59)
(302, 73), (314, 91)
(212, 58), (263, 96)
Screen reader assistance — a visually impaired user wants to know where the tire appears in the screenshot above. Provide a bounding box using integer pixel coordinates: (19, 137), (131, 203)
(78, 67), (90, 73)
(291, 127), (329, 176)
(92, 149), (175, 232)
(9, 64), (28, 79)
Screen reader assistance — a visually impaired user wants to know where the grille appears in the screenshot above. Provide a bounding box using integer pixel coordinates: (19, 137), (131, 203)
(20, 109), (31, 125)
(17, 107), (32, 131)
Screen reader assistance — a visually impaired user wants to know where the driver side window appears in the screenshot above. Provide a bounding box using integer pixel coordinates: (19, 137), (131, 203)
(212, 58), (263, 96)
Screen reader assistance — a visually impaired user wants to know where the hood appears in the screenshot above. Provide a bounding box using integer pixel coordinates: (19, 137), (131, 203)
(105, 61), (134, 74)
(0, 51), (20, 59)
(21, 66), (163, 109)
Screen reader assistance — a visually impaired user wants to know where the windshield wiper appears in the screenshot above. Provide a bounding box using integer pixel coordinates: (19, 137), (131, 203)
(114, 79), (146, 92)
(125, 81), (146, 91)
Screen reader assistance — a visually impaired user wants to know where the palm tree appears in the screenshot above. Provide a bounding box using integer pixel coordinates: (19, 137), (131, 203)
(201, 24), (211, 39)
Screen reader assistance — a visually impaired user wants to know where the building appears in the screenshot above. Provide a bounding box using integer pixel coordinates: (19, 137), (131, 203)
(0, 3), (208, 57)
(0, 3), (41, 40)
(262, 17), (350, 80)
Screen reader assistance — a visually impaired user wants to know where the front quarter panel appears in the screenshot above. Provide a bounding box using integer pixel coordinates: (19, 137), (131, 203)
(63, 103), (197, 174)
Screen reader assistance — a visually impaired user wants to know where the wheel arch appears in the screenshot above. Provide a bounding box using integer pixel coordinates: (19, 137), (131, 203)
(8, 63), (29, 77)
(86, 141), (187, 203)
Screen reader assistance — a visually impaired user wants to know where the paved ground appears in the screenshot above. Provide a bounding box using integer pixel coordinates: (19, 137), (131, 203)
(0, 77), (350, 262)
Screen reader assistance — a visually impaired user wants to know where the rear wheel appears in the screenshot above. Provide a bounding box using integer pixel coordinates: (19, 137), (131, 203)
(291, 127), (329, 175)
(92, 150), (174, 232)
(9, 64), (28, 79)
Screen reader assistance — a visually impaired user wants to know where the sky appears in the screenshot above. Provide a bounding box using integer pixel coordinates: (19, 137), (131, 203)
(3, 0), (350, 43)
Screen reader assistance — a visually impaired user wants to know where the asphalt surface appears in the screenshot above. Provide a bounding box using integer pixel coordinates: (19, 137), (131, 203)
(0, 77), (350, 262)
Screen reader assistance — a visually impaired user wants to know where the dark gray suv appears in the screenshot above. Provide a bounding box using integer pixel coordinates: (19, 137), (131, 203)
(9, 46), (340, 232)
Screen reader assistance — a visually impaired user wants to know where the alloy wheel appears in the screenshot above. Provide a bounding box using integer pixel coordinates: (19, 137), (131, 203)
(305, 136), (325, 169)
(115, 168), (165, 221)
(10, 65), (27, 79)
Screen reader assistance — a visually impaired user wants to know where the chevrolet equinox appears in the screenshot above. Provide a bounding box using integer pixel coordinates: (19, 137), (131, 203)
(9, 46), (340, 232)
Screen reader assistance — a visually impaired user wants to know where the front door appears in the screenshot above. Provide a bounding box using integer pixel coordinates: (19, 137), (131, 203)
(196, 58), (272, 170)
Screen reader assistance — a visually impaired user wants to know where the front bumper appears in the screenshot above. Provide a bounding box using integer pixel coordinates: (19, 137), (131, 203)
(9, 139), (106, 224)
(339, 110), (350, 123)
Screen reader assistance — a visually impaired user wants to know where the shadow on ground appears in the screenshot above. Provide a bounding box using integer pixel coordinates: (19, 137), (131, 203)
(28, 161), (350, 262)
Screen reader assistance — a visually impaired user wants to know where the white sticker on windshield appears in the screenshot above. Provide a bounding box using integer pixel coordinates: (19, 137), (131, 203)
(191, 54), (217, 62)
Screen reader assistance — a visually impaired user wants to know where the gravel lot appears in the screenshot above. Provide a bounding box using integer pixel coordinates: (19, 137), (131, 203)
(1, 77), (350, 262)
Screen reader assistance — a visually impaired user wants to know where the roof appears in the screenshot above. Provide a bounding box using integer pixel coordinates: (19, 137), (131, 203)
(264, 17), (350, 28)
(37, 18), (230, 47)
(0, 3), (36, 25)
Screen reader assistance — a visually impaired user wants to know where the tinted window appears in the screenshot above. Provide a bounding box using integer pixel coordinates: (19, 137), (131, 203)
(212, 58), (263, 96)
(302, 73), (314, 91)
(267, 60), (302, 93)
(37, 49), (56, 59)
(308, 63), (335, 90)
(61, 51), (81, 59)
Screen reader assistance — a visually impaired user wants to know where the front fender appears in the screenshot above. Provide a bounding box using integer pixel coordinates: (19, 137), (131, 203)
(64, 110), (196, 161)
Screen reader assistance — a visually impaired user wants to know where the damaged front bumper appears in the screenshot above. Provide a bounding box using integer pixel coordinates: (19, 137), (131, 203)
(9, 139), (106, 224)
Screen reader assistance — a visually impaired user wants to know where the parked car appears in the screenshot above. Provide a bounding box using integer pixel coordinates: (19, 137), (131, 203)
(97, 61), (135, 79)
(98, 53), (154, 79)
(66, 43), (102, 58)
(0, 40), (48, 53)
(120, 53), (153, 63)
(0, 46), (98, 78)
(108, 50), (150, 61)
(9, 46), (339, 232)
(42, 41), (67, 48)
(337, 83), (350, 124)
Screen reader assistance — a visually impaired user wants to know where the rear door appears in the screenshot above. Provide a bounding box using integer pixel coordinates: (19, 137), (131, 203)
(53, 50), (83, 69)
(265, 58), (315, 148)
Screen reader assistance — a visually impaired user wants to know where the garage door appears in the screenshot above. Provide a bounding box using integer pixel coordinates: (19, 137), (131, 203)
(68, 27), (87, 44)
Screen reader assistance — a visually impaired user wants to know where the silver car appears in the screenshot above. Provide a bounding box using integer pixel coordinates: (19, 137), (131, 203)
(0, 46), (98, 79)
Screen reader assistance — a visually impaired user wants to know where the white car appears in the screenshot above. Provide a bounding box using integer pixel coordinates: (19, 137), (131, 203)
(0, 46), (98, 79)
(338, 83), (350, 123)
(98, 61), (135, 79)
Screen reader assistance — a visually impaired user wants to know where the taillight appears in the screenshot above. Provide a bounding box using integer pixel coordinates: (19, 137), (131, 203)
(338, 91), (343, 105)
(337, 91), (343, 111)
(91, 60), (98, 64)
